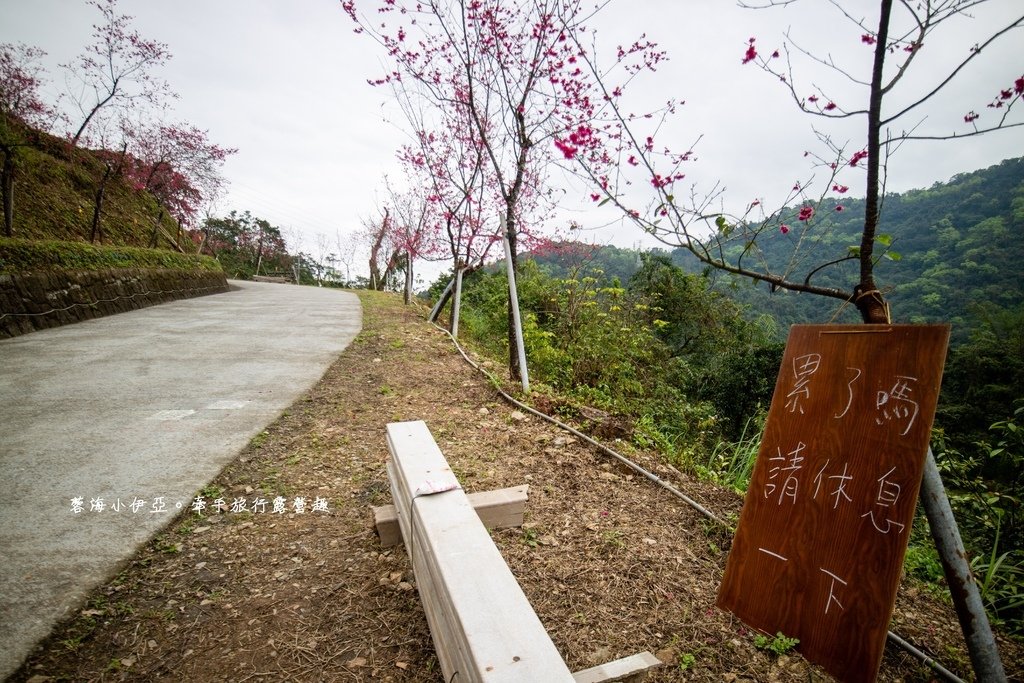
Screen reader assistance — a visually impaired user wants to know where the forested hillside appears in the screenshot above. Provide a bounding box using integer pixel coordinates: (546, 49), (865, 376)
(671, 157), (1024, 342)
(527, 157), (1024, 348)
(494, 161), (1024, 637)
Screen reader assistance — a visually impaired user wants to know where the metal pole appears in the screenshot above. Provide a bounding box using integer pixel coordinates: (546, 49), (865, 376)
(920, 447), (1007, 682)
(502, 232), (529, 393)
(451, 267), (464, 340)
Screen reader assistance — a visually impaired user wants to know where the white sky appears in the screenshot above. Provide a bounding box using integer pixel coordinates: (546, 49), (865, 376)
(2, 0), (1021, 282)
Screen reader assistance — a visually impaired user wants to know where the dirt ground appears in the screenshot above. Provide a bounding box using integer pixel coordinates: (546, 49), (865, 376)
(12, 290), (1022, 682)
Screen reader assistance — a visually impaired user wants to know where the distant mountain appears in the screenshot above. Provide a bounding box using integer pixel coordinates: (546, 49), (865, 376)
(512, 158), (1024, 344)
(670, 157), (1024, 342)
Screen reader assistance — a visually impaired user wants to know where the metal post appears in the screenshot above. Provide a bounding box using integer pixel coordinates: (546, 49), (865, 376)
(502, 232), (529, 393)
(451, 267), (464, 339)
(920, 447), (1007, 682)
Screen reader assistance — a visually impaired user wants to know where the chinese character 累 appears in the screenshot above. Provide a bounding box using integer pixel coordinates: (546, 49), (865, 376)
(785, 353), (822, 414)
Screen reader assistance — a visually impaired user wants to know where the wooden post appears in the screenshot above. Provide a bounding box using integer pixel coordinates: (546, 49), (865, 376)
(373, 484), (529, 548)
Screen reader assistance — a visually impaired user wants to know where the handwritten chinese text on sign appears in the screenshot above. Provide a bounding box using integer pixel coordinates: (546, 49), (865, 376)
(717, 324), (950, 683)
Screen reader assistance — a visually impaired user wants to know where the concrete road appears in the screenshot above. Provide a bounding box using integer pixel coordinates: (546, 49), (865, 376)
(0, 280), (361, 679)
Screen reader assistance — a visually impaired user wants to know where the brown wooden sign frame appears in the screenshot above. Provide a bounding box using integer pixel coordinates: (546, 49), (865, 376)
(717, 324), (950, 683)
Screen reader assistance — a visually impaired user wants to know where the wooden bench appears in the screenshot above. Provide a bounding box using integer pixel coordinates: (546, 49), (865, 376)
(385, 421), (661, 683)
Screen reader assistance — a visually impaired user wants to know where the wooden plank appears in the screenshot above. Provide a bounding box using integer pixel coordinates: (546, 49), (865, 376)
(373, 485), (529, 547)
(572, 651), (662, 683)
(386, 421), (574, 683)
(717, 324), (950, 683)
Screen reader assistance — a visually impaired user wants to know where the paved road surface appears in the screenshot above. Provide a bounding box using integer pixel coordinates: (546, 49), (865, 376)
(0, 281), (361, 679)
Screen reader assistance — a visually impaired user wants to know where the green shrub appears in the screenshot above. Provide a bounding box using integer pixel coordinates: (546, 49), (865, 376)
(0, 237), (222, 275)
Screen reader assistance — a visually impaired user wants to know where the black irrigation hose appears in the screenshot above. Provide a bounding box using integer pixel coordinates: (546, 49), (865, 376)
(432, 321), (966, 683)
(432, 321), (727, 527)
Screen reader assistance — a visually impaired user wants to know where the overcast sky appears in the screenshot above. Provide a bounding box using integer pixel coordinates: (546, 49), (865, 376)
(2, 0), (1021, 280)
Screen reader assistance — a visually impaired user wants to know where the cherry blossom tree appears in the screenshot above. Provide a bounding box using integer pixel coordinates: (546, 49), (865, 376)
(344, 0), (667, 378)
(569, 0), (1023, 324)
(0, 42), (58, 237)
(63, 0), (174, 147)
(383, 176), (444, 304)
(124, 120), (235, 250)
(361, 206), (402, 291)
(202, 210), (289, 277)
(393, 103), (506, 322)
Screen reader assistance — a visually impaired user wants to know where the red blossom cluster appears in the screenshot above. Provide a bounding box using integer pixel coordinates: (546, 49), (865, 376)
(553, 125), (594, 160)
(742, 37), (757, 65)
(124, 122), (235, 228)
(797, 205), (814, 222)
(651, 173), (683, 189)
(987, 75), (1024, 110)
(0, 43), (55, 128)
(848, 149), (869, 166)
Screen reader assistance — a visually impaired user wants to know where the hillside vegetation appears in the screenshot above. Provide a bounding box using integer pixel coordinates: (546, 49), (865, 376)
(672, 157), (1024, 342)
(433, 160), (1024, 636)
(3, 117), (191, 251)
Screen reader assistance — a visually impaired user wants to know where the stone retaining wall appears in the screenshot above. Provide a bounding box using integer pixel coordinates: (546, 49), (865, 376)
(0, 268), (229, 339)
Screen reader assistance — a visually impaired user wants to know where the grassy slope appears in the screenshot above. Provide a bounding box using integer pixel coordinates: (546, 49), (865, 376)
(6, 119), (190, 251)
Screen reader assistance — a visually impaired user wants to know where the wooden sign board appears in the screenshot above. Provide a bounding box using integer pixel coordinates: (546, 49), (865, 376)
(717, 324), (950, 683)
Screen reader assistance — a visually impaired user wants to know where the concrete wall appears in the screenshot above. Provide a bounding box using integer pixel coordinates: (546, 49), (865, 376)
(0, 268), (229, 338)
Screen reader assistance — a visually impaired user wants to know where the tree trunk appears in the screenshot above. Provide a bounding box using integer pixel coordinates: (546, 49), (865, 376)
(404, 249), (413, 304)
(91, 143), (127, 244)
(255, 226), (266, 274)
(451, 267), (464, 337)
(856, 0), (893, 324)
(505, 209), (521, 381)
(381, 249), (402, 291)
(91, 162), (114, 244)
(149, 206), (165, 248)
(369, 208), (389, 290)
(90, 179), (107, 243)
(1, 148), (14, 238)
